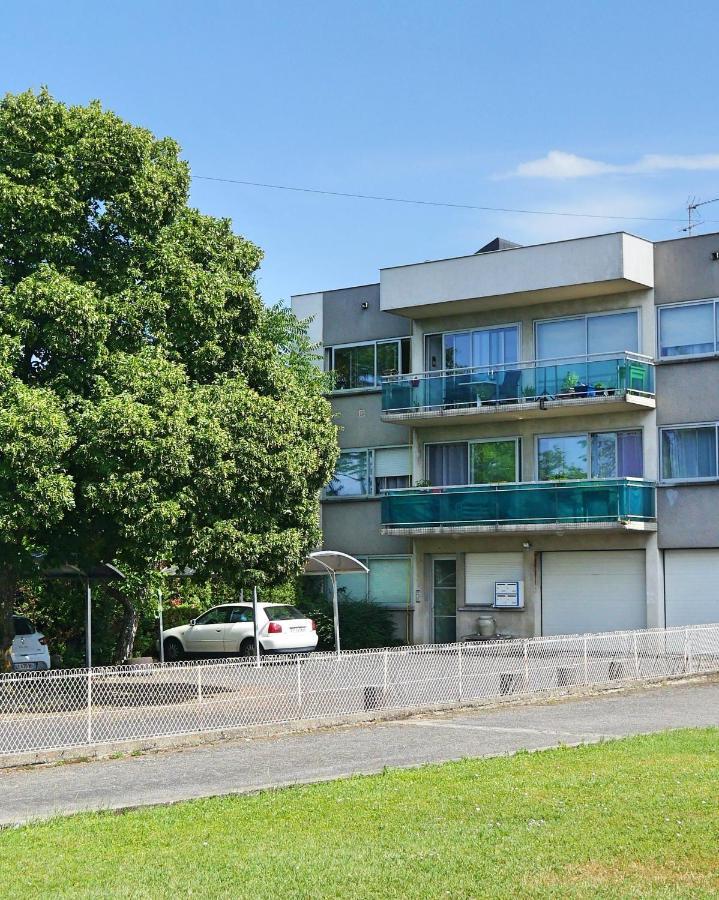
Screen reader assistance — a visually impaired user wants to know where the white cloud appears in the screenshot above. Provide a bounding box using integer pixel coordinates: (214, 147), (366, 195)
(499, 150), (719, 180)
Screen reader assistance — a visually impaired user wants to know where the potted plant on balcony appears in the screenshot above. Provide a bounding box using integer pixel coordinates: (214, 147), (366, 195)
(592, 381), (614, 397)
(522, 384), (537, 401)
(560, 371), (580, 396)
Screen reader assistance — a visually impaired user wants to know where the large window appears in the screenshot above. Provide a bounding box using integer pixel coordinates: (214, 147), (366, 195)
(335, 556), (412, 608)
(658, 300), (719, 358)
(425, 325), (519, 372)
(537, 430), (643, 481)
(426, 439), (520, 486)
(536, 311), (638, 361)
(325, 447), (410, 498)
(470, 439), (519, 484)
(328, 339), (411, 390)
(660, 425), (718, 481)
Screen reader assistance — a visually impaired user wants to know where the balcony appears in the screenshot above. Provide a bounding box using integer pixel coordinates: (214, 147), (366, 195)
(380, 478), (656, 535)
(381, 353), (655, 425)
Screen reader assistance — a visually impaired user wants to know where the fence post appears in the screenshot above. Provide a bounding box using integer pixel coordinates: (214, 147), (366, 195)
(383, 649), (389, 694)
(86, 668), (93, 744)
(457, 643), (463, 701)
(686, 628), (693, 674)
(583, 636), (588, 684)
(197, 665), (203, 725)
(523, 640), (529, 689)
(296, 655), (303, 710)
(632, 632), (640, 678)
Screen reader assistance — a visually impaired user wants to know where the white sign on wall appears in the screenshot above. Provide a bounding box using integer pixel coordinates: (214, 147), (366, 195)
(494, 581), (524, 609)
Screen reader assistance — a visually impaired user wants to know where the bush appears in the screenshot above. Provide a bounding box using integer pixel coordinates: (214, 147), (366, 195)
(297, 596), (400, 651)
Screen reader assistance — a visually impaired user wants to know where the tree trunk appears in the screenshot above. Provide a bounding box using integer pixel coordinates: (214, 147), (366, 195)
(110, 587), (139, 664)
(0, 571), (18, 672)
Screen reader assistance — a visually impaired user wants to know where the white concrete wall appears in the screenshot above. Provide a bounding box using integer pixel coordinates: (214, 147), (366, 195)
(291, 291), (324, 368)
(381, 233), (654, 316)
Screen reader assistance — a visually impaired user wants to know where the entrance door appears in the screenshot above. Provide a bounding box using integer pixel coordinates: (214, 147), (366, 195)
(432, 558), (457, 643)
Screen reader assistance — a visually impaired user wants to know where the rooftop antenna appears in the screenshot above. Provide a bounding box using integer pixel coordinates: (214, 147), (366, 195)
(682, 195), (719, 235)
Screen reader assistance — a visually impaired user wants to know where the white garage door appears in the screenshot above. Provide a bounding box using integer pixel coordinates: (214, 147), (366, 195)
(542, 551), (646, 636)
(665, 550), (719, 627)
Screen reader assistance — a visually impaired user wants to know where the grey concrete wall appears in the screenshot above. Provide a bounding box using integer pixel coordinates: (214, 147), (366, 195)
(321, 500), (410, 556)
(322, 283), (410, 346)
(332, 393), (409, 449)
(654, 233), (719, 304)
(657, 485), (719, 548)
(656, 359), (719, 425)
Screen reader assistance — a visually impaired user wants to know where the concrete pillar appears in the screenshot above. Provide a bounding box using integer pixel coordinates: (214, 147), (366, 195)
(524, 546), (542, 637)
(645, 532), (664, 628)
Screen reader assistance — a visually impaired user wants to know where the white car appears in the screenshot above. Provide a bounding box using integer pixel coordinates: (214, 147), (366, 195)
(10, 615), (51, 672)
(161, 602), (318, 662)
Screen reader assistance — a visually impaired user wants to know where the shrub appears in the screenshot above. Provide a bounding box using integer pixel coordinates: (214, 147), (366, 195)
(297, 595), (401, 651)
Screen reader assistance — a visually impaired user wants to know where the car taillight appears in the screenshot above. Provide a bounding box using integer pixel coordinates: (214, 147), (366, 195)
(311, 620), (317, 631)
(267, 622), (283, 633)
(39, 637), (48, 646)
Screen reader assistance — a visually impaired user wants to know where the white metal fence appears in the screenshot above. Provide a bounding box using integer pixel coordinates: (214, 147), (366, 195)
(1, 623), (718, 757)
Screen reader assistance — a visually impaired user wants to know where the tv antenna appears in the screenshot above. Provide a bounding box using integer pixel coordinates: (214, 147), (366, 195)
(683, 195), (719, 235)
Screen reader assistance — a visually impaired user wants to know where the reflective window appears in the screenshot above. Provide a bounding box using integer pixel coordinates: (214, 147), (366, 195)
(661, 426), (718, 480)
(536, 311), (638, 360)
(658, 302), (716, 358)
(538, 435), (588, 480)
(470, 439), (519, 484)
(329, 339), (411, 390)
(334, 557), (412, 608)
(426, 325), (519, 371)
(195, 607), (232, 625)
(326, 450), (371, 497)
(229, 607), (254, 623)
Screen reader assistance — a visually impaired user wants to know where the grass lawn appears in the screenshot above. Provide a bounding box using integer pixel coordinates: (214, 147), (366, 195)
(1, 729), (717, 899)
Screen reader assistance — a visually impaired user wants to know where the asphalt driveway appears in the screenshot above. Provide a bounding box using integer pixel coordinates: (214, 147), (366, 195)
(1, 677), (717, 827)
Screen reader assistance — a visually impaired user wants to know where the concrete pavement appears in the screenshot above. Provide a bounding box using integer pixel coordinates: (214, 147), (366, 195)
(1, 677), (717, 826)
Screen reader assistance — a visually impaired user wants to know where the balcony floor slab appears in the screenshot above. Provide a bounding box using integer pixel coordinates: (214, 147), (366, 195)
(381, 521), (657, 537)
(381, 392), (655, 426)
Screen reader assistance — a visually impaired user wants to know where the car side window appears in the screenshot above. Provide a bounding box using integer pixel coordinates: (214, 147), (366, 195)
(229, 608), (253, 623)
(195, 608), (231, 626)
(12, 616), (34, 636)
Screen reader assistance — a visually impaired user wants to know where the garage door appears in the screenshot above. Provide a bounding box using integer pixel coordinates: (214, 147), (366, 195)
(542, 551), (646, 636)
(665, 550), (719, 627)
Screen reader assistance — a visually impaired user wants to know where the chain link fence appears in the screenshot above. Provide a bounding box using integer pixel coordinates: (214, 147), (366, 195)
(1, 623), (718, 757)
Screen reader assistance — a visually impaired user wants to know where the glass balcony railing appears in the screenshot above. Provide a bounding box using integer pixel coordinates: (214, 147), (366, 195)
(381, 478), (656, 530)
(381, 352), (654, 415)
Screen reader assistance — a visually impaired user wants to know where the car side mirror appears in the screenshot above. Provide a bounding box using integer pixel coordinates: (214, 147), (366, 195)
(189, 619), (197, 626)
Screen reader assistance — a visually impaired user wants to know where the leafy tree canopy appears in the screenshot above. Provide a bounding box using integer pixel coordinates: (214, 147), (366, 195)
(0, 88), (337, 663)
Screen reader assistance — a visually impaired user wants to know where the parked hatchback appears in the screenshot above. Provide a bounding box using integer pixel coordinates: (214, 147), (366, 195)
(161, 603), (318, 662)
(10, 615), (51, 672)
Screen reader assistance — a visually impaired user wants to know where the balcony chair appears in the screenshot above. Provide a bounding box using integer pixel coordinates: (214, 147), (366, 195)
(497, 369), (522, 403)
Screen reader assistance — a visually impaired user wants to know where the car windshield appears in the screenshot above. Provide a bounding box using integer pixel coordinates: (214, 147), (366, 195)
(12, 616), (35, 636)
(264, 605), (306, 621)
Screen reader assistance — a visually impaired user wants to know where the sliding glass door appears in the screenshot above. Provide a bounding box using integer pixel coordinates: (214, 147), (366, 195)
(432, 557), (457, 643)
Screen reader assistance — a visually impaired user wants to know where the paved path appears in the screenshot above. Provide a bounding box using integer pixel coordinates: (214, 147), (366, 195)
(1, 679), (717, 826)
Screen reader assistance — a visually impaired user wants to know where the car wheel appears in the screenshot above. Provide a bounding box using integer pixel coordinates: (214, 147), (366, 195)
(239, 638), (260, 658)
(163, 638), (184, 663)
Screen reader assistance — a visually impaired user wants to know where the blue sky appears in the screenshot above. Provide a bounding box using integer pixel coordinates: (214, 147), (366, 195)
(3, 0), (719, 303)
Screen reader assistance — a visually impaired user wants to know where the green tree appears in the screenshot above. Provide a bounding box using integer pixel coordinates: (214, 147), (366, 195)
(0, 88), (337, 666)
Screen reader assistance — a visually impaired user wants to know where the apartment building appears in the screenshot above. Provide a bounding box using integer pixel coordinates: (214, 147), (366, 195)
(292, 231), (719, 643)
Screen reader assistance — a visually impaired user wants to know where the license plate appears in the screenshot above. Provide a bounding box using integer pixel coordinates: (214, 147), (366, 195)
(13, 662), (40, 671)
(290, 626), (306, 632)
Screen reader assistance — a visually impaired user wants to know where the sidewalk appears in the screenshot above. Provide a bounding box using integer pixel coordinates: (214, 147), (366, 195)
(1, 677), (717, 827)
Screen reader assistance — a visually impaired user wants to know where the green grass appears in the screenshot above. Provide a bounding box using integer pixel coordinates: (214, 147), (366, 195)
(1, 729), (718, 899)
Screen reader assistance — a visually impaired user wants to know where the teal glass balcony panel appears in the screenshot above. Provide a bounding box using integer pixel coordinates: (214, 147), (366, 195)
(381, 479), (656, 529)
(381, 354), (654, 414)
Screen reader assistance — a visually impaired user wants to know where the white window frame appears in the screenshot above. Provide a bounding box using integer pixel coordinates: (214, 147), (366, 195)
(324, 445), (411, 499)
(533, 308), (641, 361)
(327, 338), (410, 392)
(423, 322), (522, 371)
(535, 428), (644, 481)
(656, 298), (719, 361)
(658, 422), (719, 484)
